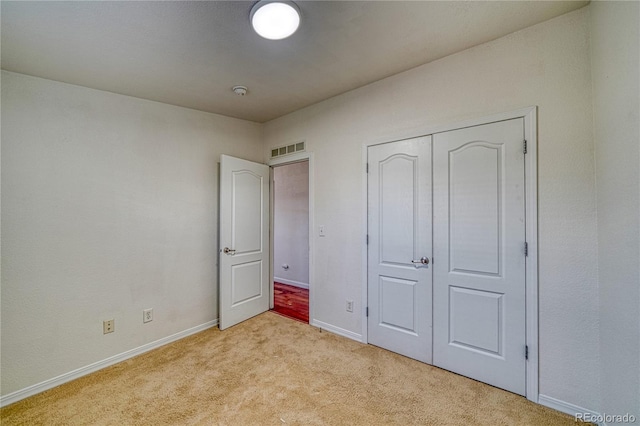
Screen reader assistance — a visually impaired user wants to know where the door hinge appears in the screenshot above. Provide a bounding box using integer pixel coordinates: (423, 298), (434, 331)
(524, 242), (528, 257)
(366, 163), (369, 173)
(525, 345), (529, 360)
(366, 234), (369, 245)
(523, 140), (528, 154)
(366, 307), (369, 317)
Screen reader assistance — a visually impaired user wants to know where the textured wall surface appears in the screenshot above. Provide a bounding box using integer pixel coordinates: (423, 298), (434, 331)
(0, 71), (262, 395)
(273, 162), (309, 287)
(591, 1), (640, 419)
(263, 8), (600, 412)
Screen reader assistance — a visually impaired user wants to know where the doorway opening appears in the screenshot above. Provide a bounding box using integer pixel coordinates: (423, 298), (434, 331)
(271, 160), (310, 323)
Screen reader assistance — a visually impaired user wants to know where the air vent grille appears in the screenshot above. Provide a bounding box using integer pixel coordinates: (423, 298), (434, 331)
(271, 141), (305, 158)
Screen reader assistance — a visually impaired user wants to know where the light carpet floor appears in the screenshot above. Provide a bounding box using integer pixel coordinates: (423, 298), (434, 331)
(1, 312), (575, 425)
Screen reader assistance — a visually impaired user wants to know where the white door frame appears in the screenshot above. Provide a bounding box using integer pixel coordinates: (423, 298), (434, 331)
(268, 151), (315, 323)
(361, 106), (538, 402)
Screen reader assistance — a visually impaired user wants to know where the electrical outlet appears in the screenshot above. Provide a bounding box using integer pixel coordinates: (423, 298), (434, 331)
(143, 308), (153, 323)
(346, 300), (354, 313)
(103, 319), (114, 334)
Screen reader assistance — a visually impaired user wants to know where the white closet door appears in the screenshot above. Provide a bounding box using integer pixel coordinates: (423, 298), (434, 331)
(433, 119), (527, 395)
(367, 136), (433, 363)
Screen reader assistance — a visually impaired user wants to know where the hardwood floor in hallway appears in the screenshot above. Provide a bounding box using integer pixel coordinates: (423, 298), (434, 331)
(272, 282), (309, 323)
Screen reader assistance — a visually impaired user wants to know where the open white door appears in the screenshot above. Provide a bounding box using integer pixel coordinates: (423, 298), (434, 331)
(219, 155), (270, 330)
(433, 119), (526, 395)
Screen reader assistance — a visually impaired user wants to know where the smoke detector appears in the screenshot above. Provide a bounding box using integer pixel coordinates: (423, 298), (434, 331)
(232, 86), (248, 96)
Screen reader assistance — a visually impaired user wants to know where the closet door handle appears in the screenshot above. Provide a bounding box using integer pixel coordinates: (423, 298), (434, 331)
(223, 247), (236, 255)
(411, 257), (429, 267)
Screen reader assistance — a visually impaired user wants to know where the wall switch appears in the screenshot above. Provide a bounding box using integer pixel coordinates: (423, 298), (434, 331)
(346, 300), (354, 313)
(103, 319), (114, 334)
(319, 225), (325, 237)
(143, 308), (153, 323)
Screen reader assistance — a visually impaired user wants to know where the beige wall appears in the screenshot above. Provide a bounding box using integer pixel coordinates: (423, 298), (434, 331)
(0, 71), (262, 395)
(263, 8), (600, 411)
(591, 1), (640, 419)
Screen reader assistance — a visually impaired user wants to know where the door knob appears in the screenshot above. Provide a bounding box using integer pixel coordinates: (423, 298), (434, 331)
(411, 257), (429, 267)
(223, 247), (236, 255)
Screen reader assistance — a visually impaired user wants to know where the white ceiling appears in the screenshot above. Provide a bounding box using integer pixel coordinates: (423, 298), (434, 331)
(1, 1), (587, 123)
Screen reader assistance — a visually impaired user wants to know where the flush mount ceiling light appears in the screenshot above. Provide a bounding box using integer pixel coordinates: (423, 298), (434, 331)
(250, 1), (301, 40)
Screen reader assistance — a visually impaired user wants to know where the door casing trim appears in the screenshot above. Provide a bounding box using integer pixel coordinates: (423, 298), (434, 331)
(361, 106), (538, 402)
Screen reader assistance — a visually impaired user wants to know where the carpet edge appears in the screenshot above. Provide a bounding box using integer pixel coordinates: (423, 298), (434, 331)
(0, 319), (219, 407)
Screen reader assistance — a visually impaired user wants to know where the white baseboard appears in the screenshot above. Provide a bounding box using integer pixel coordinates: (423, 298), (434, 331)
(538, 394), (605, 426)
(274, 277), (309, 289)
(311, 319), (363, 342)
(0, 319), (219, 408)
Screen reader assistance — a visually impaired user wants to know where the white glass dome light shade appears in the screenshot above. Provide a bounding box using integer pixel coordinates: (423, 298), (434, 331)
(250, 1), (301, 40)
